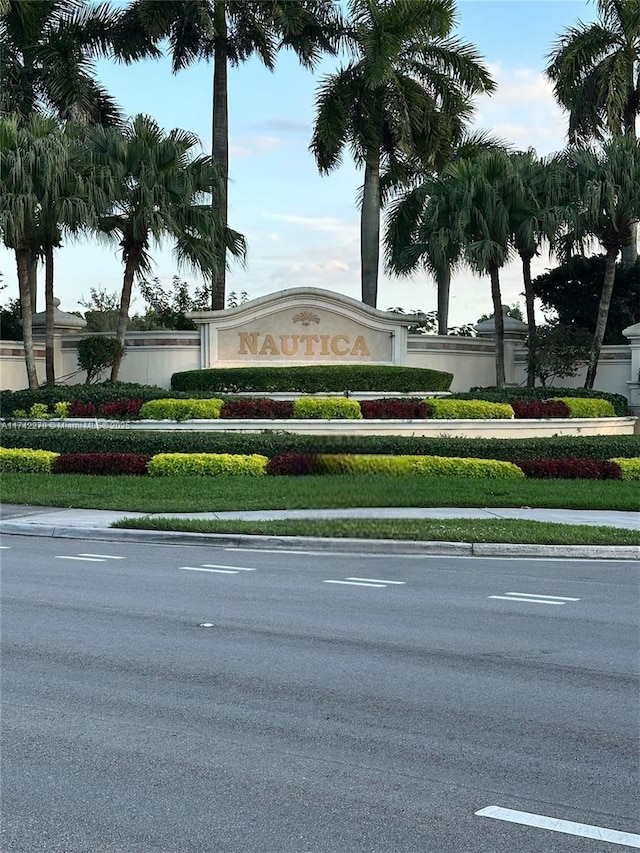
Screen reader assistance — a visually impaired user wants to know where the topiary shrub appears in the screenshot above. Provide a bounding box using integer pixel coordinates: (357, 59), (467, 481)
(360, 399), (429, 419)
(609, 457), (640, 480)
(515, 458), (622, 479)
(551, 397), (616, 418)
(292, 397), (363, 419)
(0, 447), (58, 472)
(312, 453), (524, 478)
(77, 336), (125, 384)
(147, 452), (268, 476)
(171, 364), (453, 394)
(68, 399), (96, 417)
(220, 399), (294, 419)
(266, 452), (315, 475)
(140, 398), (224, 421)
(98, 399), (143, 419)
(424, 399), (514, 419)
(53, 453), (151, 475)
(512, 400), (571, 419)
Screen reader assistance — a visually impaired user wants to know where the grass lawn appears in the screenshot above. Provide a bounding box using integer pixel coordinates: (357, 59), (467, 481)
(2, 472), (639, 512)
(111, 516), (640, 546)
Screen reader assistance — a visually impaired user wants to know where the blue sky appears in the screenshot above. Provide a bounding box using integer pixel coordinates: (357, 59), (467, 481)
(1, 1), (599, 326)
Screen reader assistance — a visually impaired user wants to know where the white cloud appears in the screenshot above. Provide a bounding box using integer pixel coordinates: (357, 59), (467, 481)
(230, 135), (282, 159)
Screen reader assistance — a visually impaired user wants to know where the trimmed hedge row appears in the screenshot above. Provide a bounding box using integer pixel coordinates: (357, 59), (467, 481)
(53, 453), (151, 475)
(4, 394), (619, 421)
(171, 365), (454, 393)
(610, 457), (640, 480)
(3, 427), (639, 461)
(515, 458), (622, 480)
(462, 386), (629, 417)
(311, 453), (524, 478)
(147, 453), (268, 476)
(0, 447), (59, 472)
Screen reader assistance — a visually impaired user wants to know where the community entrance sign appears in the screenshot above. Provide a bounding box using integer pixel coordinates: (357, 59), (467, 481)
(188, 288), (409, 368)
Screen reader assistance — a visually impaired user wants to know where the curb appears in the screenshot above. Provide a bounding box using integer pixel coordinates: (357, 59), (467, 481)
(1, 522), (638, 560)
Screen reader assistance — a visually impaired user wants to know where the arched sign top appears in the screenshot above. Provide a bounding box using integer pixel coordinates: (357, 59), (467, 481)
(188, 288), (409, 367)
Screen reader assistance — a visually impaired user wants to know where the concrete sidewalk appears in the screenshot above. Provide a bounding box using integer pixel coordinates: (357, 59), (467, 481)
(0, 503), (638, 559)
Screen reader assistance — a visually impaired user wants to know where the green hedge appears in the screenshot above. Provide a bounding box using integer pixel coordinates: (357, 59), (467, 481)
(292, 397), (362, 419)
(0, 447), (59, 472)
(552, 397), (616, 418)
(610, 457), (640, 480)
(425, 399), (514, 419)
(140, 398), (224, 420)
(3, 427), (639, 461)
(147, 452), (268, 476)
(171, 365), (453, 394)
(461, 386), (629, 416)
(0, 383), (178, 418)
(314, 453), (524, 478)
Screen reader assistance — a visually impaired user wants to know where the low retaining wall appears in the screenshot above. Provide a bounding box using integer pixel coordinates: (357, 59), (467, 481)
(7, 417), (637, 438)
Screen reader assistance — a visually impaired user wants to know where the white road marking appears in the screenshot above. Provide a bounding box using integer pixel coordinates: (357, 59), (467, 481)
(200, 564), (256, 571)
(0, 545), (11, 549)
(346, 577), (406, 585)
(489, 596), (565, 605)
(489, 591), (581, 605)
(475, 806), (640, 848)
(78, 553), (125, 560)
(180, 566), (237, 574)
(199, 623), (215, 628)
(55, 556), (105, 562)
(506, 592), (580, 601)
(324, 580), (386, 588)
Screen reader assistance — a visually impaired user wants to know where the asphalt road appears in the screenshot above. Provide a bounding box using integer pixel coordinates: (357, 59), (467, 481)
(1, 534), (639, 852)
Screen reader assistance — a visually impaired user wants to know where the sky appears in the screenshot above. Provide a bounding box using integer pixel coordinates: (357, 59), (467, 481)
(0, 0), (600, 327)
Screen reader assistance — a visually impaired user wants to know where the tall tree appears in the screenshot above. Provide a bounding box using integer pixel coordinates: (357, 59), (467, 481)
(546, 0), (640, 264)
(384, 131), (504, 333)
(310, 0), (494, 309)
(84, 114), (246, 380)
(554, 135), (640, 388)
(117, 0), (342, 310)
(0, 114), (81, 389)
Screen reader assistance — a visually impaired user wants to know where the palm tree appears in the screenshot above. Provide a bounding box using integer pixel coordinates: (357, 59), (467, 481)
(310, 0), (495, 309)
(1, 0), (123, 325)
(116, 0), (342, 310)
(546, 0), (640, 264)
(0, 114), (80, 388)
(384, 131), (505, 333)
(555, 135), (640, 388)
(84, 114), (246, 380)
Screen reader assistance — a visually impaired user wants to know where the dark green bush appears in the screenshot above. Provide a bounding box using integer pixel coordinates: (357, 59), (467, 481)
(460, 386), (630, 417)
(171, 365), (453, 393)
(77, 336), (124, 384)
(2, 426), (639, 461)
(0, 383), (177, 418)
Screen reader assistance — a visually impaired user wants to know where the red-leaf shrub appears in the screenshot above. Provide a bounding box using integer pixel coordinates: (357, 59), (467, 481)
(68, 399), (96, 417)
(515, 458), (622, 480)
(53, 453), (151, 475)
(512, 400), (571, 419)
(266, 452), (315, 475)
(98, 398), (143, 418)
(221, 399), (294, 419)
(360, 399), (429, 419)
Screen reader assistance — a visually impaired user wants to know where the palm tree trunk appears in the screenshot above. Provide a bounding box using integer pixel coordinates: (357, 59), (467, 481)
(585, 245), (618, 389)
(211, 1), (229, 311)
(521, 252), (537, 387)
(28, 251), (38, 314)
(16, 248), (39, 390)
(621, 111), (638, 266)
(361, 155), (381, 308)
(110, 245), (142, 382)
(45, 245), (55, 386)
(489, 263), (506, 388)
(436, 262), (451, 335)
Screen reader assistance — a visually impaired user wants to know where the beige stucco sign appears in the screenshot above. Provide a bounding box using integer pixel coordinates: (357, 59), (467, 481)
(188, 288), (409, 367)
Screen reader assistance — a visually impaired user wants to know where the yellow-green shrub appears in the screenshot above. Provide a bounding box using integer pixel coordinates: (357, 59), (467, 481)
(140, 398), (224, 420)
(292, 397), (363, 419)
(424, 399), (514, 419)
(147, 452), (268, 476)
(551, 397), (616, 418)
(313, 453), (524, 478)
(0, 447), (59, 472)
(609, 457), (640, 480)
